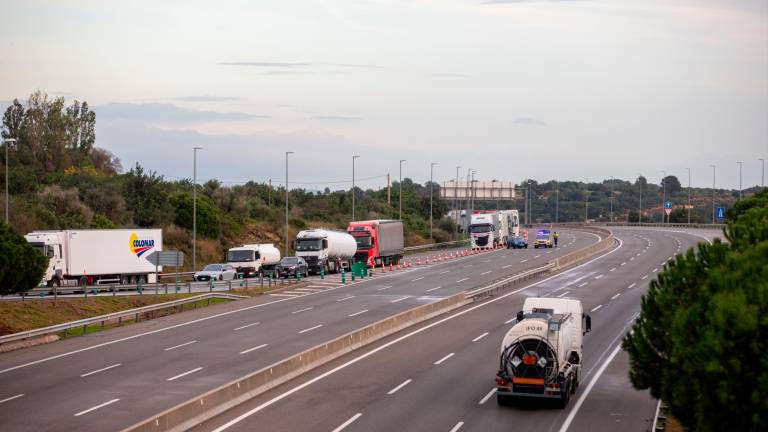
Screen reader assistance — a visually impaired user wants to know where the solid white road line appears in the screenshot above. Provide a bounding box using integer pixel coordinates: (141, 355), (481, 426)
(387, 379), (412, 395)
(478, 387), (496, 405)
(233, 322), (261, 331)
(411, 277), (424, 282)
(292, 307), (314, 314)
(391, 297), (408, 303)
(558, 343), (622, 432)
(426, 286), (442, 292)
(504, 316), (517, 324)
(0, 394), (24, 404)
(80, 363), (121, 377)
(208, 237), (625, 432)
(557, 291), (570, 298)
(332, 413), (363, 432)
(298, 325), (323, 334)
(164, 340), (197, 351)
(627, 283), (637, 289)
(167, 367), (203, 381)
(434, 353), (455, 365)
(449, 421), (464, 432)
(472, 332), (489, 342)
(480, 271), (491, 275)
(348, 310), (368, 317)
(240, 344), (268, 354)
(269, 293), (298, 297)
(455, 278), (469, 283)
(336, 296), (355, 302)
(591, 305), (603, 312)
(578, 282), (588, 288)
(74, 398), (120, 417)
(295, 288), (321, 292)
(611, 293), (621, 300)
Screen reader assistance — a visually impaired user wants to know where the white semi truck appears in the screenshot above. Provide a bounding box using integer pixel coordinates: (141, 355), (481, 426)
(294, 229), (357, 274)
(469, 212), (500, 249)
(25, 229), (163, 286)
(496, 297), (591, 408)
(226, 243), (281, 277)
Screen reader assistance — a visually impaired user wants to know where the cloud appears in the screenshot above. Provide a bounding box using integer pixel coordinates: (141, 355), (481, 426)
(218, 62), (310, 68)
(431, 73), (471, 78)
(309, 115), (363, 121)
(511, 117), (547, 126)
(172, 95), (240, 102)
(95, 103), (267, 123)
(484, 0), (582, 3)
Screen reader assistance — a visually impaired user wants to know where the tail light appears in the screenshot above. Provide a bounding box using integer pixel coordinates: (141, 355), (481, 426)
(523, 354), (537, 365)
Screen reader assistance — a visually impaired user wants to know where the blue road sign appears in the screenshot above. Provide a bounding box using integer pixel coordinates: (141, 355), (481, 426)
(664, 201), (672, 209)
(716, 207), (726, 220)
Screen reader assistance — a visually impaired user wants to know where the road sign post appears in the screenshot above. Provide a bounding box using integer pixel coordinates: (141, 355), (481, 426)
(664, 201), (672, 223)
(145, 251), (185, 294)
(716, 207), (726, 221)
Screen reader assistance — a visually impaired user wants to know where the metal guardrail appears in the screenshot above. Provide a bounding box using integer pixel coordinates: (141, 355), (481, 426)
(0, 293), (248, 345)
(403, 239), (470, 252)
(605, 222), (725, 229)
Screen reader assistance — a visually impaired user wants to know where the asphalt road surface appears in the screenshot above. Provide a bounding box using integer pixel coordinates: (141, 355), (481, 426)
(193, 227), (720, 432)
(0, 229), (598, 432)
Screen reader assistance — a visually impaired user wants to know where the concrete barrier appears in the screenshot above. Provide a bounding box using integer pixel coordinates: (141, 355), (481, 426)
(122, 292), (469, 432)
(554, 227), (614, 270)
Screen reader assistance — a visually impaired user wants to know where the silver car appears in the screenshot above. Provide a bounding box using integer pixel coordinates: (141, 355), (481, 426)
(193, 264), (237, 281)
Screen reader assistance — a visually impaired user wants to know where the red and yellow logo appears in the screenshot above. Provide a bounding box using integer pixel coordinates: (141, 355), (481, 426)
(129, 233), (155, 257)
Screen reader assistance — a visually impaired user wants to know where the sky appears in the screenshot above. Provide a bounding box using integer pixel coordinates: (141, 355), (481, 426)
(1, 0), (766, 191)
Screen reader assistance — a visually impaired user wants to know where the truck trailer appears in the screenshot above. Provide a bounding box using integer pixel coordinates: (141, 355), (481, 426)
(347, 219), (404, 267)
(496, 297), (591, 408)
(294, 229), (357, 274)
(226, 244), (281, 277)
(25, 229), (163, 286)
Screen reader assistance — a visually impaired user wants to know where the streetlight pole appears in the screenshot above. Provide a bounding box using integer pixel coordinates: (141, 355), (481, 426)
(399, 159), (406, 220)
(760, 158), (765, 188)
(192, 147), (202, 272)
(454, 166), (460, 239)
(660, 170), (666, 224)
(352, 155), (359, 221)
(686, 168), (691, 224)
(638, 174), (643, 224)
(583, 178), (589, 223)
(710, 164), (716, 224)
(609, 177), (614, 222)
(285, 151), (294, 257)
(3, 138), (17, 225)
(555, 180), (559, 224)
(737, 161), (743, 200)
(471, 170), (477, 216)
(430, 162), (437, 241)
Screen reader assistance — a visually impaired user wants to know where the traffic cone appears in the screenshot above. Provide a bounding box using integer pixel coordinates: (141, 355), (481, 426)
(417, 257), (421, 266)
(426, 257), (430, 265)
(390, 263), (393, 272)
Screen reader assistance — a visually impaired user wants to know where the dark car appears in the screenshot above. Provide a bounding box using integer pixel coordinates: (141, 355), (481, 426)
(507, 236), (528, 249)
(275, 256), (309, 278)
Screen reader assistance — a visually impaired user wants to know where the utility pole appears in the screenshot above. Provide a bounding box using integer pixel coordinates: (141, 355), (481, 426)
(352, 155), (360, 221)
(454, 166), (460, 239)
(429, 162), (437, 241)
(660, 170), (666, 224)
(399, 159), (406, 220)
(192, 147), (202, 272)
(710, 164), (716, 224)
(555, 179), (559, 224)
(686, 168), (692, 224)
(638, 174), (643, 224)
(737, 161), (743, 200)
(3, 138), (17, 224)
(285, 151), (294, 257)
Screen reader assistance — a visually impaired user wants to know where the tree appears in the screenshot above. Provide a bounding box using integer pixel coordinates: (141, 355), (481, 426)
(122, 163), (173, 227)
(0, 221), (48, 295)
(170, 193), (220, 238)
(662, 175), (682, 194)
(623, 189), (768, 431)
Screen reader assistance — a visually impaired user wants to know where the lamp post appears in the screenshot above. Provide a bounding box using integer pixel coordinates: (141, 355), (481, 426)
(285, 151), (294, 257)
(737, 161), (743, 200)
(527, 179), (532, 224)
(454, 166), (460, 239)
(399, 159), (406, 220)
(710, 164), (716, 224)
(3, 138), (17, 224)
(430, 162), (437, 241)
(637, 174), (643, 224)
(660, 170), (666, 224)
(609, 177), (614, 222)
(686, 167), (691, 224)
(760, 158), (765, 188)
(352, 155), (360, 221)
(583, 177), (589, 223)
(192, 146), (203, 272)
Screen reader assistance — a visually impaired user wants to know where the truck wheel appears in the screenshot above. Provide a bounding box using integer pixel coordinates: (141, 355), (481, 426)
(557, 381), (571, 408)
(497, 394), (511, 406)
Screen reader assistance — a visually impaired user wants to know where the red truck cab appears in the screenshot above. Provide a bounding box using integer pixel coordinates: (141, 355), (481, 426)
(347, 220), (405, 267)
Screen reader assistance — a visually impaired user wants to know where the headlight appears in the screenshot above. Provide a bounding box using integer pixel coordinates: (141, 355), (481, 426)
(537, 357), (548, 368)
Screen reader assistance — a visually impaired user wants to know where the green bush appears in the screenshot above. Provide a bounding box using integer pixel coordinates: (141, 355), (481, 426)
(170, 193), (220, 238)
(0, 221), (48, 295)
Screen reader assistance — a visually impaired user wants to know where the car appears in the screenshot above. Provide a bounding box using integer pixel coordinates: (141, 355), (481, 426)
(507, 235), (528, 249)
(275, 256), (309, 278)
(194, 264), (237, 281)
(534, 229), (554, 248)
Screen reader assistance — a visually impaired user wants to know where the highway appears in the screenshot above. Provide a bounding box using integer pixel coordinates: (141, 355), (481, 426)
(0, 229), (598, 432)
(193, 227), (720, 432)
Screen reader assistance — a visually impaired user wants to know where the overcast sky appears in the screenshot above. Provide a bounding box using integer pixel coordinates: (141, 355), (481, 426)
(1, 0), (766, 190)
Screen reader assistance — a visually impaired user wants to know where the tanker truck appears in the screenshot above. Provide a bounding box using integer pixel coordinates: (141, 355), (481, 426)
(495, 297), (592, 408)
(294, 229), (357, 274)
(226, 243), (281, 277)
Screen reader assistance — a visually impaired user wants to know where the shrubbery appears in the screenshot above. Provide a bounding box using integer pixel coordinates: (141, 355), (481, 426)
(0, 221), (48, 295)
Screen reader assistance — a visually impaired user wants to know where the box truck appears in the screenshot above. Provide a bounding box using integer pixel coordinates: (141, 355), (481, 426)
(496, 297), (591, 408)
(347, 220), (404, 267)
(226, 244), (281, 277)
(294, 229), (357, 274)
(25, 229), (163, 286)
